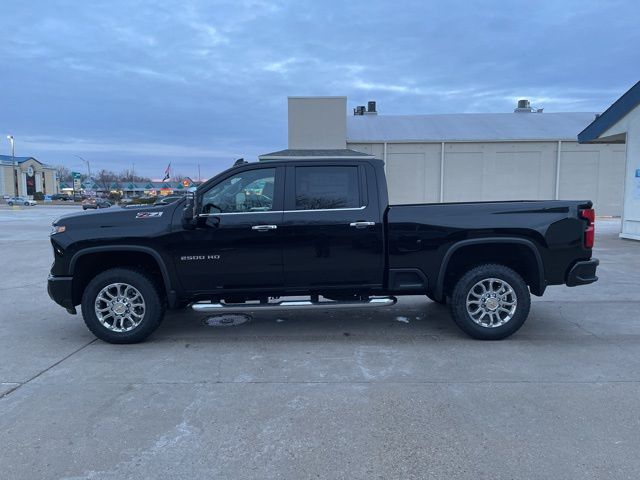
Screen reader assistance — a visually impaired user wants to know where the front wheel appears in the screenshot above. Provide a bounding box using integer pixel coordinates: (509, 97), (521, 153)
(81, 268), (165, 344)
(7, 202), (13, 206)
(449, 264), (530, 340)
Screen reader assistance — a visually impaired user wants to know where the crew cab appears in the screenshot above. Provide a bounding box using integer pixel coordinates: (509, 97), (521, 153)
(48, 158), (598, 343)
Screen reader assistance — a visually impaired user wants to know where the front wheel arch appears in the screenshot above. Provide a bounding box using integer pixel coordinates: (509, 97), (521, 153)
(70, 248), (173, 307)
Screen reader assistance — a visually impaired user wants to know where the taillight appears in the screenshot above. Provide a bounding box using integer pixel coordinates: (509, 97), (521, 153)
(580, 208), (595, 248)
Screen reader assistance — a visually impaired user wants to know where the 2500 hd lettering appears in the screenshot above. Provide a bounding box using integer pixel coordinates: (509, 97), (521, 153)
(48, 158), (598, 343)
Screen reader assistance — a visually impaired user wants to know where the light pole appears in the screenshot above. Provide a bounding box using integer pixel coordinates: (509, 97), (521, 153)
(6, 135), (17, 197)
(73, 155), (91, 179)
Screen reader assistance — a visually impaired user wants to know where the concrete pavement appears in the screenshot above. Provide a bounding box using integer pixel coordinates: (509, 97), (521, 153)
(0, 207), (639, 479)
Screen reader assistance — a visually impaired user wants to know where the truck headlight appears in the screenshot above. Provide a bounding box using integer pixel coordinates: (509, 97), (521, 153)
(51, 225), (66, 235)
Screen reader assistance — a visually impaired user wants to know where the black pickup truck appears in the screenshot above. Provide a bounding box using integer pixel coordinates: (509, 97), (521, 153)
(48, 158), (598, 343)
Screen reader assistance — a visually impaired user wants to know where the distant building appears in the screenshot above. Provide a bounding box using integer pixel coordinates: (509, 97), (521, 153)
(261, 97), (625, 216)
(0, 155), (58, 197)
(59, 177), (199, 198)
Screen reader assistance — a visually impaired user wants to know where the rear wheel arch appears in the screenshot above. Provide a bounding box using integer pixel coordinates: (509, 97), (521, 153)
(69, 247), (173, 306)
(436, 238), (545, 300)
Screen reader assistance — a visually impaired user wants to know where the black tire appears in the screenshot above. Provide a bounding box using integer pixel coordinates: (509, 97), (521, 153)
(449, 264), (530, 340)
(81, 268), (165, 344)
(426, 292), (446, 305)
(24, 202), (29, 206)
(7, 202), (13, 206)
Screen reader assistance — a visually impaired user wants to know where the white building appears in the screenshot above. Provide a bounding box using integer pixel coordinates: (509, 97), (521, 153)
(579, 80), (640, 240)
(261, 97), (625, 216)
(0, 155), (58, 198)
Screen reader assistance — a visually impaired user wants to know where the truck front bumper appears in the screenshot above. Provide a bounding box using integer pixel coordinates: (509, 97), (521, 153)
(47, 275), (76, 314)
(566, 258), (599, 287)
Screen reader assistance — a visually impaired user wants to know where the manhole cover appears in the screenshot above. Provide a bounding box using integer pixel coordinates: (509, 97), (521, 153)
(203, 314), (252, 327)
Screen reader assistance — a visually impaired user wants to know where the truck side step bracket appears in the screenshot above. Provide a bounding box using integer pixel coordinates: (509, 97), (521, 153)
(191, 296), (397, 313)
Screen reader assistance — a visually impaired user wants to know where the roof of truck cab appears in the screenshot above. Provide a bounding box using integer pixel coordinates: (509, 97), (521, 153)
(259, 148), (374, 160)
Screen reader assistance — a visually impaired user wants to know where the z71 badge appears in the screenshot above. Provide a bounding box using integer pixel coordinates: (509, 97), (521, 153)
(136, 212), (163, 218)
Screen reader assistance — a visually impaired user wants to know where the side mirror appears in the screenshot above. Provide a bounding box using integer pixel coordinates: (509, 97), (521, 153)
(182, 193), (196, 229)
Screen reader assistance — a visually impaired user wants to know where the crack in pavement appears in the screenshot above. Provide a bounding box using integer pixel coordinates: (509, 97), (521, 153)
(16, 379), (640, 386)
(0, 281), (47, 292)
(0, 338), (98, 400)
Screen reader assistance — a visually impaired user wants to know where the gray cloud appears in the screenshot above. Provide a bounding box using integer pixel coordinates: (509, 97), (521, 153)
(1, 0), (638, 178)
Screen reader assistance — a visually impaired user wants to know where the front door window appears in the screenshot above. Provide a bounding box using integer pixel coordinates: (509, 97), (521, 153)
(201, 168), (276, 214)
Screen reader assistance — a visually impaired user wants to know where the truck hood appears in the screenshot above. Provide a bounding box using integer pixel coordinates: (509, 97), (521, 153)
(52, 202), (184, 243)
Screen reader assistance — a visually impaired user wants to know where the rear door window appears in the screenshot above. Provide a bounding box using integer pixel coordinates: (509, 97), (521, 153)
(294, 166), (361, 210)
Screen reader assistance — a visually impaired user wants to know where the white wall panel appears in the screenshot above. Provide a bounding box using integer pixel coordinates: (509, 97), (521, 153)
(348, 140), (625, 215)
(385, 144), (441, 203)
(558, 143), (625, 215)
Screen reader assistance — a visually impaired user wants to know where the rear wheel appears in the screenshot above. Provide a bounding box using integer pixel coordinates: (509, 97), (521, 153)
(81, 268), (165, 344)
(449, 264), (530, 340)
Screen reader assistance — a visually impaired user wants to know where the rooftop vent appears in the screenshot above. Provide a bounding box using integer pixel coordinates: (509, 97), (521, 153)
(365, 101), (377, 115)
(514, 99), (543, 113)
(354, 101), (378, 115)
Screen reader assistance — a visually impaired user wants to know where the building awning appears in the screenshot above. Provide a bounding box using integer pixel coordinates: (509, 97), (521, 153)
(259, 148), (375, 161)
(578, 80), (640, 144)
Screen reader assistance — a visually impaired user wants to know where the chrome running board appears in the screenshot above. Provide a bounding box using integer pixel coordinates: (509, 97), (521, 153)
(192, 296), (397, 313)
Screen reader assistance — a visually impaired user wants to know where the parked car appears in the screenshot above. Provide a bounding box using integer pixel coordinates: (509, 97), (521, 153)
(51, 193), (72, 201)
(7, 197), (37, 206)
(153, 195), (182, 206)
(48, 158), (598, 344)
(82, 198), (112, 210)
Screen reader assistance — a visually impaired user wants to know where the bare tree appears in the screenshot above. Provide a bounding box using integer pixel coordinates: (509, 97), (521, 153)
(55, 165), (71, 183)
(117, 169), (151, 183)
(96, 169), (118, 191)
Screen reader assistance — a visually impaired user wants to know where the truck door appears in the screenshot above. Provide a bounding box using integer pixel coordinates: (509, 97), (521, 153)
(282, 163), (384, 290)
(172, 166), (285, 293)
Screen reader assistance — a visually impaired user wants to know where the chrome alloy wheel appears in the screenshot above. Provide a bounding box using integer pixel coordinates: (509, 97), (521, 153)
(465, 278), (517, 328)
(94, 283), (146, 332)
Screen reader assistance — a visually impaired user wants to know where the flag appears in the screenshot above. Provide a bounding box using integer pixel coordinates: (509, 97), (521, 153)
(162, 162), (171, 181)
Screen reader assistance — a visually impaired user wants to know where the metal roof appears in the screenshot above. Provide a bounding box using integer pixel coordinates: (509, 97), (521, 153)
(578, 80), (640, 143)
(0, 155), (37, 163)
(0, 155), (55, 168)
(347, 112), (599, 143)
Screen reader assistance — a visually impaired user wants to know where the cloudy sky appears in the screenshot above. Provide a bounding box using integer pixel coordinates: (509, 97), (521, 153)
(1, 0), (638, 179)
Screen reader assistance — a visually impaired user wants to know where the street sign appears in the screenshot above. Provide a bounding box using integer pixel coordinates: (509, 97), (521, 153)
(72, 171), (82, 193)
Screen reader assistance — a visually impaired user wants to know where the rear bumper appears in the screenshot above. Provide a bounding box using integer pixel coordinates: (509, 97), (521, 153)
(566, 258), (599, 287)
(47, 275), (76, 312)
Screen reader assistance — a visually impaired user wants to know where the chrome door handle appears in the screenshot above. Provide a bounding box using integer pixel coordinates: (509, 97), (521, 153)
(349, 221), (375, 229)
(251, 224), (278, 231)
